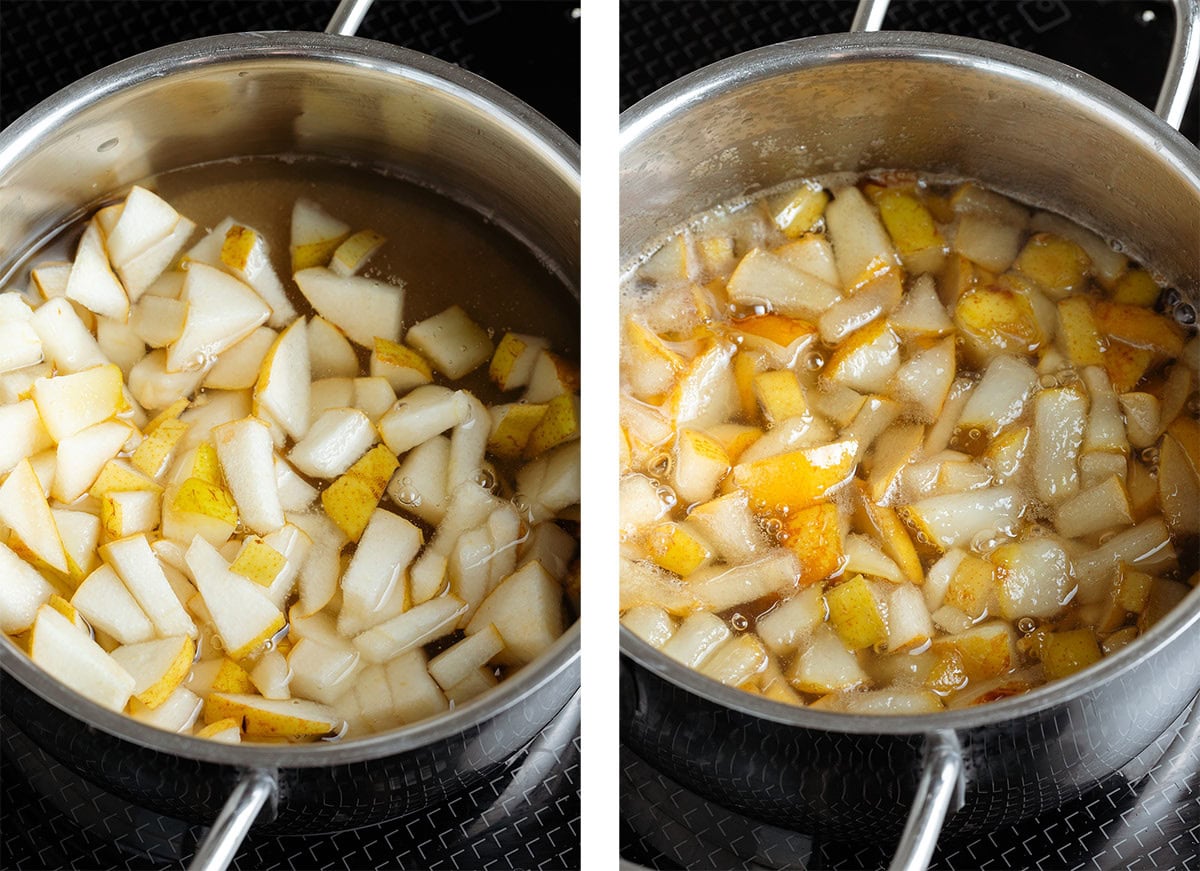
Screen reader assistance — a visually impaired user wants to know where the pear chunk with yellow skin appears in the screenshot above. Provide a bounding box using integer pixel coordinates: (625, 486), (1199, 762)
(254, 318), (311, 441)
(110, 635), (196, 709)
(186, 536), (285, 661)
(204, 326), (276, 391)
(290, 198), (351, 273)
(487, 403), (547, 460)
(370, 337), (433, 393)
(204, 693), (340, 738)
(131, 417), (188, 479)
(330, 229), (386, 277)
(229, 537), (287, 587)
(219, 224), (297, 328)
(212, 417), (284, 535)
(167, 263), (270, 373)
(732, 439), (858, 515)
(321, 444), (399, 541)
(195, 717), (242, 743)
(524, 393), (580, 459)
(0, 459), (67, 573)
(490, 332), (550, 392)
(101, 490), (161, 540)
(163, 477), (238, 546)
(31, 363), (125, 443)
(405, 305), (493, 380)
(293, 267), (404, 348)
(30, 604), (135, 712)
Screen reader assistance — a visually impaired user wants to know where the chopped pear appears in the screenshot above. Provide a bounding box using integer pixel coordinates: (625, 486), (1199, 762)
(228, 536), (287, 587)
(275, 456), (317, 511)
(105, 186), (180, 268)
(109, 635), (195, 709)
(308, 315), (359, 379)
(0, 459), (67, 572)
(290, 198), (351, 272)
(726, 247), (842, 318)
(29, 297), (108, 373)
(405, 305), (493, 380)
(204, 326), (276, 391)
(0, 294), (44, 373)
(219, 224), (297, 328)
(826, 574), (888, 651)
(101, 534), (196, 638)
(354, 594), (467, 663)
(378, 385), (470, 455)
(901, 486), (1024, 550)
(330, 229), (386, 276)
(731, 438), (857, 514)
(31, 364), (125, 443)
(293, 267), (404, 348)
(194, 717), (242, 743)
(464, 561), (563, 666)
(824, 320), (901, 394)
(117, 217), (196, 302)
(70, 564), (154, 645)
(0, 400), (54, 476)
(29, 604), (135, 711)
(249, 650), (292, 700)
(524, 393), (580, 459)
(487, 403), (548, 461)
(100, 490), (161, 540)
(385, 650), (450, 723)
(288, 408), (375, 479)
(167, 263), (270, 373)
(65, 221), (129, 320)
(53, 508), (102, 582)
(321, 444), (399, 541)
(339, 508), (422, 622)
(130, 686), (203, 733)
(370, 337), (433, 393)
(1039, 629), (1102, 681)
(212, 417), (284, 535)
(254, 318), (311, 441)
(523, 350), (581, 404)
(204, 693), (339, 738)
(0, 539), (54, 634)
(163, 477), (238, 546)
(490, 332), (550, 391)
(127, 349), (209, 411)
(130, 418), (188, 480)
(787, 624), (868, 694)
(186, 536), (284, 660)
(287, 636), (361, 706)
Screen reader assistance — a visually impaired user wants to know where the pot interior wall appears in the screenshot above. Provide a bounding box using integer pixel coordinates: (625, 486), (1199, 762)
(620, 45), (1199, 299)
(0, 51), (579, 290)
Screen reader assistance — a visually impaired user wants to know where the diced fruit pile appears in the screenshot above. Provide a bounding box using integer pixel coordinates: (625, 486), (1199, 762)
(620, 173), (1198, 714)
(0, 185), (580, 742)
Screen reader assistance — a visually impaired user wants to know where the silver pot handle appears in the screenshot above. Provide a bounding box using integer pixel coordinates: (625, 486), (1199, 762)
(887, 730), (965, 871)
(188, 768), (279, 871)
(325, 0), (377, 37)
(852, 0), (1199, 132)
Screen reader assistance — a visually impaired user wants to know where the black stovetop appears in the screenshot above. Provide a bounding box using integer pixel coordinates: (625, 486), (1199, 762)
(619, 2), (1200, 868)
(0, 3), (580, 870)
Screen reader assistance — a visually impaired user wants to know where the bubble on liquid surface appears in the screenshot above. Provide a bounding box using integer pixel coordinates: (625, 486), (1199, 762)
(731, 613), (749, 631)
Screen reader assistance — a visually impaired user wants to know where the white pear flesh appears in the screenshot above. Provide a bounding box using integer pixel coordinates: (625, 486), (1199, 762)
(293, 267), (404, 348)
(339, 508), (422, 620)
(30, 604), (135, 712)
(101, 535), (196, 638)
(0, 539), (54, 633)
(466, 561), (563, 666)
(52, 419), (134, 503)
(65, 222), (129, 320)
(185, 536), (285, 660)
(70, 564), (155, 645)
(354, 595), (467, 663)
(288, 407), (375, 479)
(378, 385), (470, 455)
(0, 459), (67, 572)
(405, 305), (493, 380)
(385, 649), (449, 724)
(287, 636), (361, 706)
(308, 316), (360, 378)
(118, 217), (196, 302)
(29, 297), (109, 373)
(105, 186), (181, 268)
(167, 263), (270, 373)
(0, 293), (44, 373)
(0, 399), (54, 475)
(212, 417), (285, 534)
(254, 318), (311, 441)
(205, 326), (276, 391)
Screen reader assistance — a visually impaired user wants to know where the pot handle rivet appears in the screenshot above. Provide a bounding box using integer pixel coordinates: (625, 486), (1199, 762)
(887, 730), (965, 871)
(188, 767), (279, 871)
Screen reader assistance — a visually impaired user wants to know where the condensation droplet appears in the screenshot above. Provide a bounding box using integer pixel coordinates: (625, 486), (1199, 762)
(803, 351), (825, 371)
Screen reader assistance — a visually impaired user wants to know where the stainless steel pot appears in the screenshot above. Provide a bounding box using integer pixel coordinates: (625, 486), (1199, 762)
(0, 4), (580, 870)
(619, 2), (1199, 869)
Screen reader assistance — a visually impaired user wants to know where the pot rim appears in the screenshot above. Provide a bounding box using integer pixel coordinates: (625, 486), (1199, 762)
(619, 30), (1200, 735)
(0, 30), (582, 768)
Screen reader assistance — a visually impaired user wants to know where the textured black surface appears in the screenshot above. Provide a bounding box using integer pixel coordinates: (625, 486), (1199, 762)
(0, 0), (581, 141)
(621, 695), (1200, 870)
(619, 0), (1200, 143)
(0, 693), (581, 870)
